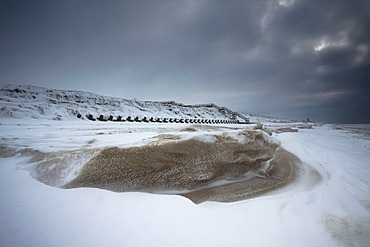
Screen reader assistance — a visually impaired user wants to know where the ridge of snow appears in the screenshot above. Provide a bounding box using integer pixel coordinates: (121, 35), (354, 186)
(0, 84), (244, 121)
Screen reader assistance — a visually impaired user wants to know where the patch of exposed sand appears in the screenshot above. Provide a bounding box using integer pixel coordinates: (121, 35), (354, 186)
(324, 214), (370, 247)
(182, 147), (299, 203)
(274, 127), (299, 134)
(4, 129), (304, 204)
(180, 127), (197, 132)
(63, 130), (300, 203)
(0, 145), (18, 158)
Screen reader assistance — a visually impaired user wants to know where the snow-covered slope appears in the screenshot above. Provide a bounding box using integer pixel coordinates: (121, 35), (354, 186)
(0, 85), (245, 121)
(244, 113), (296, 124)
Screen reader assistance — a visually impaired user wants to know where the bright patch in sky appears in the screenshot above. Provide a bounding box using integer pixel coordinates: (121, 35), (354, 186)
(277, 0), (295, 7)
(314, 34), (349, 51)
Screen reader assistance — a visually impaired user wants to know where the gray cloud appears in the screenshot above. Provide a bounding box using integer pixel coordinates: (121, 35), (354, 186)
(1, 0), (369, 123)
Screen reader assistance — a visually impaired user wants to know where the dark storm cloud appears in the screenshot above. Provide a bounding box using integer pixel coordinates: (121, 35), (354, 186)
(0, 0), (369, 123)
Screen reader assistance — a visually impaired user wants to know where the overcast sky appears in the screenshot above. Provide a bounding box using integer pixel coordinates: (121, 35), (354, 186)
(1, 0), (369, 123)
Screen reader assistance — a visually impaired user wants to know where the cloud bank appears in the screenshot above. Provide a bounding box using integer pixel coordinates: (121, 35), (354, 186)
(1, 0), (369, 123)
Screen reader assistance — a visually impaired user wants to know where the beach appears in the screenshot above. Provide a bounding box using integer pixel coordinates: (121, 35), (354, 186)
(1, 120), (369, 246)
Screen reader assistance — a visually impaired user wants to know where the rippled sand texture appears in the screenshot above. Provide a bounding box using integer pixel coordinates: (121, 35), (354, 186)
(64, 130), (299, 203)
(183, 148), (298, 203)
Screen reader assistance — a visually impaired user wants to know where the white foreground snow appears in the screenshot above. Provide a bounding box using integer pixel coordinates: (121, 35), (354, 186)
(1, 120), (370, 247)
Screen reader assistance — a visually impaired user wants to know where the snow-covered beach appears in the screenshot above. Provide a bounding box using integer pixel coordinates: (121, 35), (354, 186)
(1, 119), (369, 247)
(2, 0), (370, 245)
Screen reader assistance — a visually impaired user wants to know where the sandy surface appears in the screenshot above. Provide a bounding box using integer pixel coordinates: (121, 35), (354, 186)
(62, 130), (299, 203)
(1, 127), (301, 204)
(182, 147), (299, 203)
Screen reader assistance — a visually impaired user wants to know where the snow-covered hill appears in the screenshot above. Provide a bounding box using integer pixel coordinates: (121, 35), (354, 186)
(244, 113), (296, 124)
(0, 85), (247, 122)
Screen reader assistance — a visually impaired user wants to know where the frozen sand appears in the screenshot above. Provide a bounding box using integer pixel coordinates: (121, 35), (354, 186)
(64, 130), (299, 203)
(1, 120), (370, 246)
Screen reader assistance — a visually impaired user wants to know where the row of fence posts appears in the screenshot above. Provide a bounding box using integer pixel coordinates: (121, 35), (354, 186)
(81, 114), (243, 124)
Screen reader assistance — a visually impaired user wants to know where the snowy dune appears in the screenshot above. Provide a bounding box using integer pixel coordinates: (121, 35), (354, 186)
(1, 119), (370, 246)
(0, 85), (245, 122)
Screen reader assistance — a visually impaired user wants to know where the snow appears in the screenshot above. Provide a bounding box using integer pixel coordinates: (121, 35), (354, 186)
(0, 85), (244, 121)
(244, 112), (296, 124)
(1, 119), (370, 247)
(0, 85), (369, 246)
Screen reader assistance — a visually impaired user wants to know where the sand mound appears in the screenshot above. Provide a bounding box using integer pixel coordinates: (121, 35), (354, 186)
(5, 129), (301, 203)
(63, 130), (300, 203)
